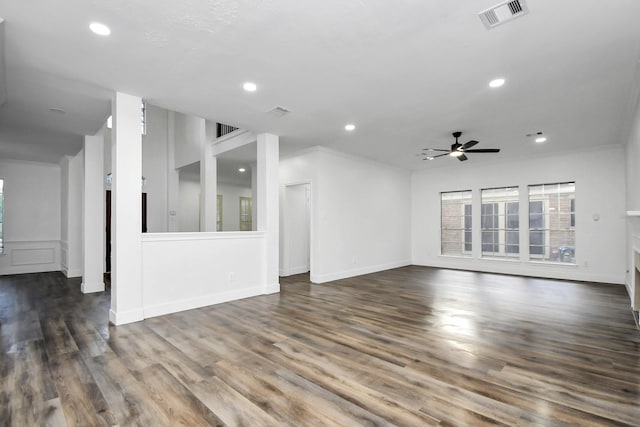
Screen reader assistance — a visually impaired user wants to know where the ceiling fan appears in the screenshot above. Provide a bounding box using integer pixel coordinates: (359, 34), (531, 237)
(421, 131), (500, 161)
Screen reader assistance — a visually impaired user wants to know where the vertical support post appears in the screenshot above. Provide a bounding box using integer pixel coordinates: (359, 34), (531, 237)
(82, 133), (105, 293)
(200, 134), (217, 232)
(166, 111), (180, 232)
(109, 92), (144, 325)
(257, 133), (280, 293)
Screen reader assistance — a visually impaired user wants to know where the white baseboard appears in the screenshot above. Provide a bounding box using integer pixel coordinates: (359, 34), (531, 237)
(413, 259), (625, 285)
(311, 260), (411, 284)
(264, 283), (280, 294)
(143, 284), (269, 320)
(81, 281), (105, 294)
(64, 268), (83, 278)
(0, 264), (61, 276)
(109, 308), (144, 325)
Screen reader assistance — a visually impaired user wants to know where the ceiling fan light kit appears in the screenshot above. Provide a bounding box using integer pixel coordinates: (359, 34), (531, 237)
(421, 131), (500, 162)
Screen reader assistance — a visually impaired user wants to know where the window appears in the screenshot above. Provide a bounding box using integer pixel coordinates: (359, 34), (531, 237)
(239, 197), (252, 231)
(481, 187), (519, 258)
(216, 195), (223, 231)
(570, 199), (575, 227)
(0, 179), (3, 254)
(528, 182), (575, 263)
(441, 191), (472, 256)
(529, 200), (545, 255)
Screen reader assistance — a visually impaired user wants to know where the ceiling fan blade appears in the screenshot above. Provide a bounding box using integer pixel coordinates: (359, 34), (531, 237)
(461, 140), (479, 150)
(421, 148), (450, 152)
(423, 153), (450, 160)
(457, 154), (468, 161)
(464, 148), (500, 153)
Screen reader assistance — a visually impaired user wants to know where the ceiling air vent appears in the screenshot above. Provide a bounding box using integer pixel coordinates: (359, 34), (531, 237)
(479, 0), (529, 29)
(266, 106), (291, 118)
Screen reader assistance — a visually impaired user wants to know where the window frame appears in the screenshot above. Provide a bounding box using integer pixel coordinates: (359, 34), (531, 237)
(480, 186), (520, 259)
(440, 190), (473, 257)
(528, 182), (576, 263)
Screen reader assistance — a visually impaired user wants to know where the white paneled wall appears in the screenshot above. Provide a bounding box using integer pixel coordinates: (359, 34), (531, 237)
(0, 159), (62, 275)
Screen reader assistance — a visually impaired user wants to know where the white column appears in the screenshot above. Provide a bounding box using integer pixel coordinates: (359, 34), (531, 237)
(81, 134), (105, 293)
(167, 111), (180, 232)
(257, 133), (280, 293)
(251, 161), (258, 231)
(62, 152), (84, 278)
(200, 137), (217, 232)
(110, 92), (144, 325)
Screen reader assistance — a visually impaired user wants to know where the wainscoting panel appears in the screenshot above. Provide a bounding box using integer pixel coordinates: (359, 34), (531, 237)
(0, 240), (61, 275)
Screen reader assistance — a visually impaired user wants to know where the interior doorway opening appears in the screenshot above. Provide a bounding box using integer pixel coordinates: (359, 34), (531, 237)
(283, 183), (311, 276)
(105, 190), (147, 273)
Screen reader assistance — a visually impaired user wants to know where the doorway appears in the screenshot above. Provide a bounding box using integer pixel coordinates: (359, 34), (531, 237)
(105, 190), (147, 273)
(284, 183), (311, 275)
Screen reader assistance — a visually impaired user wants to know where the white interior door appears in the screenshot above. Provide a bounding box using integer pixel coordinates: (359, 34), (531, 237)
(285, 183), (310, 275)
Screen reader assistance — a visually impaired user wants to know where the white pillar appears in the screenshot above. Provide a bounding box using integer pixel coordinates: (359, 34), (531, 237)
(62, 152), (84, 278)
(167, 112), (180, 232)
(81, 134), (105, 293)
(200, 137), (217, 232)
(257, 133), (280, 293)
(109, 92), (144, 325)
(251, 161), (257, 231)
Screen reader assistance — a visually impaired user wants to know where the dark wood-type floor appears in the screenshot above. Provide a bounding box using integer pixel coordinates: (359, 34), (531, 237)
(1, 267), (639, 426)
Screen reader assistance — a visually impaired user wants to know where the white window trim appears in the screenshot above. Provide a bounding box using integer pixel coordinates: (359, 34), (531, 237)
(480, 198), (520, 259)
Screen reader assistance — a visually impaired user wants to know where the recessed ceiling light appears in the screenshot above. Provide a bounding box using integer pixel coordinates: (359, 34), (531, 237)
(345, 124), (356, 131)
(489, 78), (505, 88)
(89, 22), (111, 36)
(238, 168), (246, 172)
(535, 136), (547, 143)
(243, 82), (257, 92)
(49, 108), (66, 114)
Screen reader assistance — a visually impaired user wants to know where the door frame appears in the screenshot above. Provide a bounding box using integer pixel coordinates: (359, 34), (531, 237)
(282, 181), (313, 277)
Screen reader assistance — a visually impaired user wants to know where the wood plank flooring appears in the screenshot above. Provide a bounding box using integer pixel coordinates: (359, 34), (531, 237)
(1, 266), (639, 426)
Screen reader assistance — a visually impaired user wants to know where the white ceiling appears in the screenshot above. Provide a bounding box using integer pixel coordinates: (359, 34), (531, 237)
(1, 0), (639, 168)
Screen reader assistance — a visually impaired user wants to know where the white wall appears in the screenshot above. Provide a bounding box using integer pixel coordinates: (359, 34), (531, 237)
(133, 132), (280, 323)
(625, 93), (640, 309)
(142, 104), (169, 232)
(141, 232), (268, 317)
(174, 112), (204, 169)
(280, 147), (412, 283)
(178, 171), (200, 232)
(218, 183), (252, 231)
(412, 146), (627, 284)
(0, 159), (62, 275)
